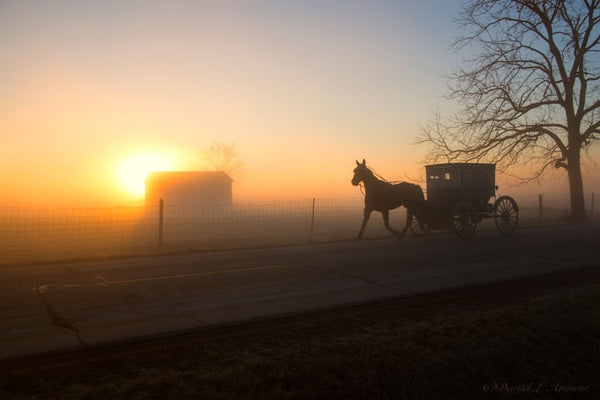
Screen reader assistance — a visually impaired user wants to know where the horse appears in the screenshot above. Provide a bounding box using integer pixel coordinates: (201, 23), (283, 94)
(351, 159), (424, 240)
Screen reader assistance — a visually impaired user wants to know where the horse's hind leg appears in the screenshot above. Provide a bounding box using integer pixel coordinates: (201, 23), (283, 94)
(399, 208), (412, 236)
(382, 210), (399, 236)
(356, 208), (372, 240)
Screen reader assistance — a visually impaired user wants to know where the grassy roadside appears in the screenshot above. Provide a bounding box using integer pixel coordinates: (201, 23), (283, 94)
(2, 267), (599, 400)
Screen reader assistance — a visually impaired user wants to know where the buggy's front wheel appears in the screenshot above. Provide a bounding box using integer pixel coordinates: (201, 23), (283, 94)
(452, 201), (477, 239)
(408, 212), (430, 236)
(494, 196), (519, 236)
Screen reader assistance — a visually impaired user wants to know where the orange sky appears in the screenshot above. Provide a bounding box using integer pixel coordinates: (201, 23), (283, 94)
(1, 1), (598, 207)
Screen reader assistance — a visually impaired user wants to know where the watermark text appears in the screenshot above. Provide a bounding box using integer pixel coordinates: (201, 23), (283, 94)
(483, 382), (591, 394)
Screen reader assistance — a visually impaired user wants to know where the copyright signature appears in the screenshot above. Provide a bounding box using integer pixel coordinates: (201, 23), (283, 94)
(483, 383), (591, 393)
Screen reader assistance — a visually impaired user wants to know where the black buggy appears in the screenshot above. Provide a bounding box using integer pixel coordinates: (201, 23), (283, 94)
(408, 163), (519, 239)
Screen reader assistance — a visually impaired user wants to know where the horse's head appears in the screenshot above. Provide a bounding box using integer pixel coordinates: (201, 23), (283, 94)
(351, 159), (370, 186)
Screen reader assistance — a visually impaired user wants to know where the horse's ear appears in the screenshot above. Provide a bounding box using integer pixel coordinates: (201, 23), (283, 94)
(356, 160), (360, 166)
(361, 159), (366, 165)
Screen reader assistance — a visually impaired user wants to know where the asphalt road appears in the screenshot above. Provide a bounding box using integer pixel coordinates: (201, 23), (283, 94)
(1, 223), (599, 360)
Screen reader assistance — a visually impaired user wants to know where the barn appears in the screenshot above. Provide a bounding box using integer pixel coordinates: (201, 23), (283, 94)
(145, 171), (233, 206)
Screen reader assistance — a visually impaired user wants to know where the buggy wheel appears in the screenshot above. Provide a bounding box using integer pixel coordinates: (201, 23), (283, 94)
(494, 196), (519, 236)
(452, 201), (477, 239)
(408, 213), (430, 236)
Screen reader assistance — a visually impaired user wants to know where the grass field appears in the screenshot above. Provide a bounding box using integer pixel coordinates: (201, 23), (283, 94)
(2, 266), (599, 399)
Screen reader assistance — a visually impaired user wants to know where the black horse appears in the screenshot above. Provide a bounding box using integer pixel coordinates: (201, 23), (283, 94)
(351, 159), (424, 239)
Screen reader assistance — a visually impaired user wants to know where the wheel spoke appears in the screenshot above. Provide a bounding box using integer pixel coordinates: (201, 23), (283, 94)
(409, 211), (430, 237)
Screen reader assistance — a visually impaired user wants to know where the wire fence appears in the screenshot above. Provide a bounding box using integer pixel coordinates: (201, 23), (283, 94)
(0, 192), (596, 266)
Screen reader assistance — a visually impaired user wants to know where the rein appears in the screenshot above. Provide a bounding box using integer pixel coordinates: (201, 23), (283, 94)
(358, 166), (402, 196)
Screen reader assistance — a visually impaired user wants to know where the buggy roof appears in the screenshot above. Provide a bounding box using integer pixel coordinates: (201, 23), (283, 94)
(425, 163), (496, 169)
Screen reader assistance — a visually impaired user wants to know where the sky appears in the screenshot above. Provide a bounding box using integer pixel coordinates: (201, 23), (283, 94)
(1, 0), (597, 206)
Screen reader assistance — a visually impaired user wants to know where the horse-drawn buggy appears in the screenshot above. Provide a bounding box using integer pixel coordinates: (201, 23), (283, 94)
(352, 160), (519, 239)
(408, 163), (519, 238)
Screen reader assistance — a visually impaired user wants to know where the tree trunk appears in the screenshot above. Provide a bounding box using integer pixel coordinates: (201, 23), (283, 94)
(567, 151), (586, 222)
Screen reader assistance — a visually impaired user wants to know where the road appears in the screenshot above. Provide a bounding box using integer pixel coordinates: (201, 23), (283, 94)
(1, 223), (599, 360)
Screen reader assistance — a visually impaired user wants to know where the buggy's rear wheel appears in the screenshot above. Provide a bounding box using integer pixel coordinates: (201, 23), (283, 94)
(452, 201), (477, 239)
(494, 196), (519, 236)
(408, 213), (430, 236)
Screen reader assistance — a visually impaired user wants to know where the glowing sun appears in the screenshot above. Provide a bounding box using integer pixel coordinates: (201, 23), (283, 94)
(117, 152), (175, 197)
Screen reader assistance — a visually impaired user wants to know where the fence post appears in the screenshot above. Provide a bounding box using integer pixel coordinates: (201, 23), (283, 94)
(158, 198), (164, 247)
(538, 194), (543, 221)
(310, 198), (315, 242)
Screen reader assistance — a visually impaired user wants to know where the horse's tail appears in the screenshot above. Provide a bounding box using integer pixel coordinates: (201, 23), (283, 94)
(416, 184), (425, 201)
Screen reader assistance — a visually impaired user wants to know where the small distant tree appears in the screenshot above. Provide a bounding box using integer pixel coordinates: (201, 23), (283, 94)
(417, 0), (600, 222)
(203, 142), (245, 179)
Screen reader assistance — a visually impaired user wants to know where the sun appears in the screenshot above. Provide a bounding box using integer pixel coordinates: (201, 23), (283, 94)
(117, 152), (175, 197)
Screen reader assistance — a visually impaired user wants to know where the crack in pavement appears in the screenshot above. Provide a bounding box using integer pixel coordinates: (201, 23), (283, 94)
(293, 263), (383, 286)
(340, 271), (382, 286)
(93, 274), (141, 300)
(173, 299), (208, 325)
(35, 285), (87, 348)
(63, 266), (141, 300)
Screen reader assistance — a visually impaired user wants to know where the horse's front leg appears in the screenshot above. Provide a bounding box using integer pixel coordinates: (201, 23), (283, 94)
(382, 210), (399, 236)
(356, 208), (372, 240)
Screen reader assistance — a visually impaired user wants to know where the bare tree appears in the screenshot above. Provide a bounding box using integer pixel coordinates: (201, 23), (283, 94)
(418, 0), (600, 222)
(202, 142), (245, 179)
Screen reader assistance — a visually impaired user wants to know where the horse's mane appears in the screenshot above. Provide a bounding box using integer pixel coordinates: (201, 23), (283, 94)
(365, 165), (402, 185)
